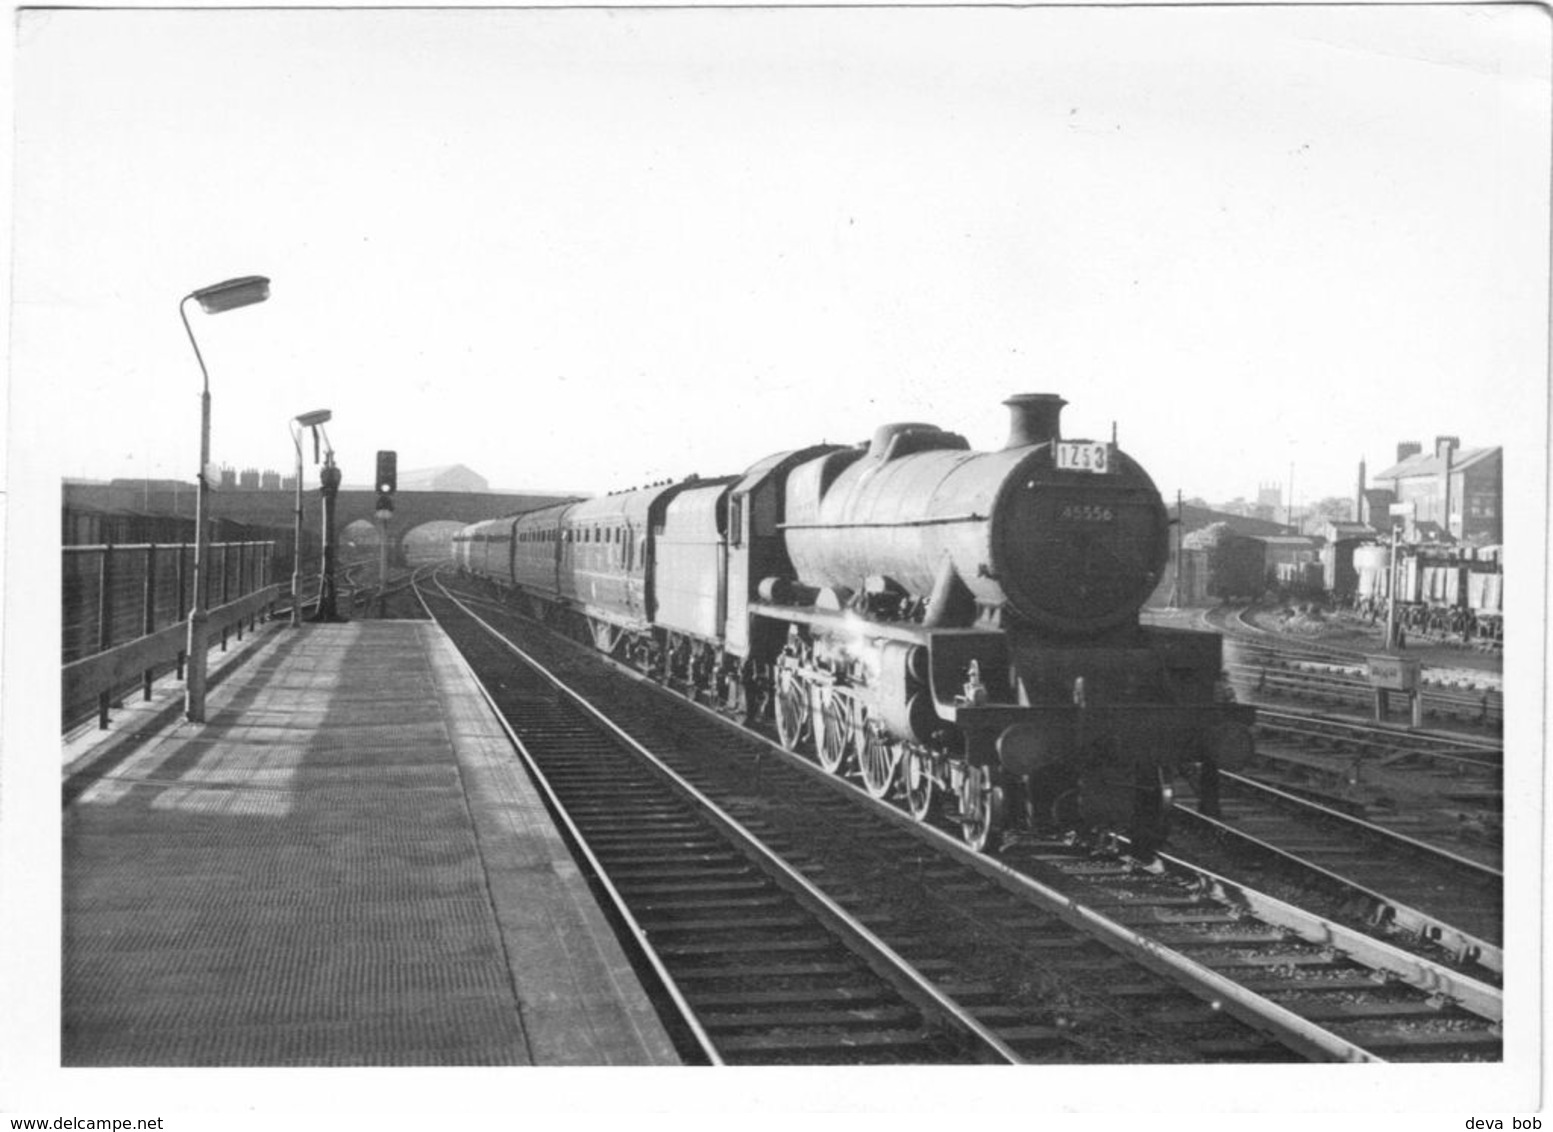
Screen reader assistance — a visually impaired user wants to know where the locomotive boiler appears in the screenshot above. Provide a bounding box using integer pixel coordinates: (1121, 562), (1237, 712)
(457, 393), (1253, 856)
(760, 394), (1253, 851)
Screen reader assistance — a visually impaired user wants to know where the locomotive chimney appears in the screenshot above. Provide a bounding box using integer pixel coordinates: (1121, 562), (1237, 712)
(1004, 393), (1067, 449)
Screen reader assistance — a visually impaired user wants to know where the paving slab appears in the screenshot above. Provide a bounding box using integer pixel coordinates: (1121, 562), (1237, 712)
(62, 620), (680, 1067)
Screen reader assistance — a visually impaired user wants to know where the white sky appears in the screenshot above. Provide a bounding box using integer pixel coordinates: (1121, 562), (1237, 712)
(3, 4), (1550, 1124)
(9, 5), (1550, 505)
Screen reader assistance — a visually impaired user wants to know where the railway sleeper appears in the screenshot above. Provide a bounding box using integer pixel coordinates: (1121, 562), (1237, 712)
(579, 822), (717, 839)
(989, 1026), (1071, 1050)
(631, 894), (792, 914)
(619, 878), (772, 896)
(594, 861), (756, 878)
(1189, 1036), (1299, 1061)
(692, 987), (913, 1009)
(699, 1006), (924, 1032)
(1235, 974), (1395, 994)
(1102, 907), (1246, 927)
(1324, 1026), (1501, 1055)
(1141, 1004), (1254, 1027)
(709, 1028), (950, 1059)
(1146, 927), (1296, 947)
(653, 937), (845, 958)
(673, 961), (885, 982)
(631, 913), (820, 933)
(1272, 1000), (1470, 1022)
(1193, 952), (1365, 971)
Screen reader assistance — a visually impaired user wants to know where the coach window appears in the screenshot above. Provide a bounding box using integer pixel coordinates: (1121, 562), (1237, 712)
(729, 495), (744, 547)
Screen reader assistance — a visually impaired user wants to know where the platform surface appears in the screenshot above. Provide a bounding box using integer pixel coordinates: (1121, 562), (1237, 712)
(62, 620), (680, 1067)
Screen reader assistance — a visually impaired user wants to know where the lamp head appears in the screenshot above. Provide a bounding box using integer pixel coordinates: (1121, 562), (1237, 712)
(294, 408), (332, 428)
(193, 275), (270, 314)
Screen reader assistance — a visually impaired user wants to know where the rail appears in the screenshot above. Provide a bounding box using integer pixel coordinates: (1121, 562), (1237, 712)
(421, 575), (1023, 1065)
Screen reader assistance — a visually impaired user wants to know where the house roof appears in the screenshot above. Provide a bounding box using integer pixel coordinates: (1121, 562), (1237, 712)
(1371, 447), (1499, 482)
(1170, 504), (1293, 538)
(1249, 535), (1321, 547)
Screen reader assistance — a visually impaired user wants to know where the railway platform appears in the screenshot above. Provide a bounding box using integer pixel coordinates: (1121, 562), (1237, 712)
(60, 619), (681, 1067)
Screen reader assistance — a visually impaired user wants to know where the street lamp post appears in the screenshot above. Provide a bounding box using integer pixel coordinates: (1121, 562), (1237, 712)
(290, 409), (332, 626)
(180, 274), (271, 723)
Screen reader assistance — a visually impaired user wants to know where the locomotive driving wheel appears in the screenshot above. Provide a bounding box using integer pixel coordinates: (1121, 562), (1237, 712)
(774, 668), (809, 752)
(958, 763), (1007, 853)
(903, 744), (936, 821)
(857, 719), (898, 799)
(814, 687), (851, 774)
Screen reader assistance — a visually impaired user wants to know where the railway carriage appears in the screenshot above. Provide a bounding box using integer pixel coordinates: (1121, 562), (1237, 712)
(458, 393), (1253, 855)
(511, 502), (571, 598)
(455, 517), (515, 581)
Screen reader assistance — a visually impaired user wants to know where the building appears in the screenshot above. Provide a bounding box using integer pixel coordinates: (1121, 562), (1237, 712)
(1149, 505), (1296, 606)
(394, 464), (489, 493)
(1254, 482), (1283, 524)
(1365, 438), (1502, 546)
(1174, 503), (1293, 539)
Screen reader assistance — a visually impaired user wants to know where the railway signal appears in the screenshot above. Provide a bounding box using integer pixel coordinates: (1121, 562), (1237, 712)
(376, 449), (397, 495)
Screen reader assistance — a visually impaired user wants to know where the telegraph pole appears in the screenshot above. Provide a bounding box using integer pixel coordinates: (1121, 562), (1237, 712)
(1169, 489), (1183, 608)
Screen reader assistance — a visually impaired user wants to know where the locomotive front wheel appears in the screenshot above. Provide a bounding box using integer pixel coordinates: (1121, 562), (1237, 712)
(858, 721), (898, 799)
(903, 746), (936, 821)
(774, 670), (809, 752)
(959, 765), (1006, 854)
(815, 689), (850, 774)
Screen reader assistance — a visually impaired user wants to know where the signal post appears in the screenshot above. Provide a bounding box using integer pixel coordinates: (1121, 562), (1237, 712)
(376, 449), (397, 617)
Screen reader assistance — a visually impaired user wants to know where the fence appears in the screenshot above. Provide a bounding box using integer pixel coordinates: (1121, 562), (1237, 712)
(63, 541), (277, 663)
(62, 541), (279, 728)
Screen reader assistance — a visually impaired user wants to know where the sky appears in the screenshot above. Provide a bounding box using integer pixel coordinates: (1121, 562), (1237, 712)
(4, 3), (1551, 1123)
(8, 4), (1550, 508)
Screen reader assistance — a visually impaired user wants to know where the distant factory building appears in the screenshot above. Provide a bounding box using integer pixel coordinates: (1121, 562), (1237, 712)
(1362, 437), (1502, 546)
(393, 464), (489, 493)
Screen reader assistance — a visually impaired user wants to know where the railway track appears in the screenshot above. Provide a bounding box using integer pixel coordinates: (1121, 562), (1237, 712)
(1200, 606), (1503, 729)
(419, 580), (1026, 1065)
(426, 573), (1503, 1063)
(1251, 709), (1503, 806)
(1239, 711), (1504, 871)
(1172, 771), (1501, 974)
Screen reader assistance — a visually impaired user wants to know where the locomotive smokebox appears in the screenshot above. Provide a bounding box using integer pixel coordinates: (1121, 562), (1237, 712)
(1004, 393), (1067, 449)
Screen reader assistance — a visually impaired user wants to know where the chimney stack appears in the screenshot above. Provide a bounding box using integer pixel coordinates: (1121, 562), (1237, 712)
(1004, 393), (1067, 449)
(1396, 441), (1422, 464)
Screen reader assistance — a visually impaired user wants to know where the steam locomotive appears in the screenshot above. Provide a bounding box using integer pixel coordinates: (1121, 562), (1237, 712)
(455, 394), (1254, 854)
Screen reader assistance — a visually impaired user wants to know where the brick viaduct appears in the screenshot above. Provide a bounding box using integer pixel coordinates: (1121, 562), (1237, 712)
(64, 482), (577, 558)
